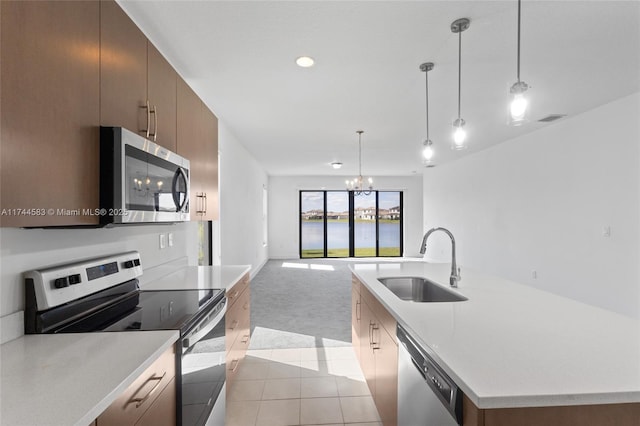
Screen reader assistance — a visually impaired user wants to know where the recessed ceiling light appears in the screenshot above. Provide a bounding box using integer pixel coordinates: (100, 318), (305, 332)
(331, 162), (342, 169)
(296, 56), (315, 68)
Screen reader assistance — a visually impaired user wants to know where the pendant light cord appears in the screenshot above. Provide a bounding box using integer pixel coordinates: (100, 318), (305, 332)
(425, 69), (430, 140)
(457, 28), (462, 119)
(358, 131), (363, 178)
(517, 0), (521, 83)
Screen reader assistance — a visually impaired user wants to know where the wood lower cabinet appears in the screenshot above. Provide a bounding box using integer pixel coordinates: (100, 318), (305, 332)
(177, 77), (219, 221)
(225, 273), (251, 389)
(97, 345), (176, 426)
(0, 0), (100, 227)
(463, 395), (640, 426)
(353, 275), (398, 426)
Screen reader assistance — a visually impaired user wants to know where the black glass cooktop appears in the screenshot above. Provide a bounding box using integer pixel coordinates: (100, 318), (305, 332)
(37, 279), (224, 335)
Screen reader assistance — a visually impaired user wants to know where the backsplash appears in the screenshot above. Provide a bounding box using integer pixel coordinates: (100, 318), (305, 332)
(0, 222), (200, 322)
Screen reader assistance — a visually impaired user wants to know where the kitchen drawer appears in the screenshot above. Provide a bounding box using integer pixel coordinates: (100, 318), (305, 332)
(97, 345), (176, 426)
(225, 285), (250, 350)
(134, 377), (176, 426)
(227, 273), (249, 309)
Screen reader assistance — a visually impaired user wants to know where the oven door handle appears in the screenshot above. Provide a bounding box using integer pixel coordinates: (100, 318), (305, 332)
(182, 298), (226, 350)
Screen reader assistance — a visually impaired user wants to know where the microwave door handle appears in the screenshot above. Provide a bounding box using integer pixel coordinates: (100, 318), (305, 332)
(171, 167), (189, 212)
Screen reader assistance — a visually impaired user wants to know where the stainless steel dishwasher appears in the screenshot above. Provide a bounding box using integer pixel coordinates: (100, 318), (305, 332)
(397, 324), (463, 426)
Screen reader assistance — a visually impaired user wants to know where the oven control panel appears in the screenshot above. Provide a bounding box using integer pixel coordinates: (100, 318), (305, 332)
(24, 251), (143, 310)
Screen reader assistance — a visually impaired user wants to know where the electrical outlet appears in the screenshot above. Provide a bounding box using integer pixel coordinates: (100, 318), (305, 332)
(159, 233), (166, 249)
(168, 232), (174, 247)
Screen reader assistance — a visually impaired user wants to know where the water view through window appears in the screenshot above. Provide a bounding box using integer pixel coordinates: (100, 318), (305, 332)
(300, 191), (402, 258)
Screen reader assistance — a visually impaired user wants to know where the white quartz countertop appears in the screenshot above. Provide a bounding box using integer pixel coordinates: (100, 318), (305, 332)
(350, 262), (640, 409)
(0, 330), (178, 426)
(140, 265), (251, 292)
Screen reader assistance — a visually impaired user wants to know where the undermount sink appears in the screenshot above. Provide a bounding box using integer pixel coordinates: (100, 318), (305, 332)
(378, 276), (468, 303)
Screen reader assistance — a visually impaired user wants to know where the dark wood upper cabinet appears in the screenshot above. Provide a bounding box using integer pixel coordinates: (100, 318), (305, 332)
(1, 0), (215, 227)
(0, 0), (100, 227)
(177, 77), (219, 221)
(147, 43), (177, 152)
(99, 0), (147, 136)
(200, 104), (219, 221)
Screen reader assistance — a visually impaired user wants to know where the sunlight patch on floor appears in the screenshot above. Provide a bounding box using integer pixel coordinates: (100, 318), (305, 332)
(281, 262), (335, 271)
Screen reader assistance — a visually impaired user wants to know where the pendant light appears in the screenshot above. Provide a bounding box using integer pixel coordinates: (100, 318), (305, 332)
(451, 18), (470, 150)
(420, 62), (435, 166)
(509, 0), (529, 125)
(346, 130), (373, 195)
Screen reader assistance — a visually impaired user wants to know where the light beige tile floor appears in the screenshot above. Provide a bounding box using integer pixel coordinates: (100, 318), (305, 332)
(226, 347), (383, 426)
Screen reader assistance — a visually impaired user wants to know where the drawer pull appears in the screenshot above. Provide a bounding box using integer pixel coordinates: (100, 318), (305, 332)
(243, 302), (249, 310)
(241, 334), (250, 344)
(229, 359), (240, 372)
(129, 372), (166, 408)
(230, 291), (239, 299)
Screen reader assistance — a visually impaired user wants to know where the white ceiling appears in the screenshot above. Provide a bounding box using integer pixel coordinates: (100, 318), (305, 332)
(119, 0), (640, 177)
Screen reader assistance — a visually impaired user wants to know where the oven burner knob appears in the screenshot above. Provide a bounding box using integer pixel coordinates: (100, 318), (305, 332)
(124, 260), (135, 269)
(68, 274), (82, 285)
(134, 258), (141, 266)
(54, 277), (69, 288)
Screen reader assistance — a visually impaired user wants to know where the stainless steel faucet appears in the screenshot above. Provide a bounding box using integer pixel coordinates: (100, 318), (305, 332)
(420, 227), (462, 287)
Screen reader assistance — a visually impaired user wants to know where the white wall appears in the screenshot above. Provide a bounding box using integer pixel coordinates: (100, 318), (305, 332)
(0, 221), (199, 318)
(218, 121), (269, 275)
(423, 93), (640, 318)
(268, 175), (423, 259)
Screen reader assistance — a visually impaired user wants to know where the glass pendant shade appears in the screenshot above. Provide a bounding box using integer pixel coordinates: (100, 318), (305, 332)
(422, 140), (434, 162)
(451, 118), (467, 150)
(508, 81), (529, 125)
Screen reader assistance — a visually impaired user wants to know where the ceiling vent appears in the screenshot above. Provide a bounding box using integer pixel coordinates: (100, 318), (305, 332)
(538, 114), (567, 122)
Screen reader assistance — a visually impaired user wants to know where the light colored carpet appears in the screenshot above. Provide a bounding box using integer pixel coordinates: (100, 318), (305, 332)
(249, 259), (354, 349)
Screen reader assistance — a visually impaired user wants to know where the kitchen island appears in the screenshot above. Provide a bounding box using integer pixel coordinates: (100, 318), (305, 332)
(351, 261), (640, 425)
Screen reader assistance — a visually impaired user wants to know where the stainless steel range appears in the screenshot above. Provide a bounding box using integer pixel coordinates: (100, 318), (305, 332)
(24, 251), (226, 426)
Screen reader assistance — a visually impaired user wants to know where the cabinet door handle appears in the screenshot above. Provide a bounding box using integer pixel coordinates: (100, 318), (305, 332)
(243, 302), (249, 310)
(196, 193), (206, 214)
(149, 105), (158, 141)
(241, 334), (250, 344)
(128, 371), (166, 408)
(230, 290), (239, 300)
(369, 321), (379, 350)
(369, 321), (373, 347)
(229, 359), (240, 372)
(372, 324), (380, 351)
(203, 192), (207, 215)
(140, 100), (151, 138)
(356, 300), (361, 321)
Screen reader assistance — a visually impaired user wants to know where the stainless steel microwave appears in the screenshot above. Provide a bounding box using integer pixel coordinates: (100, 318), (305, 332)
(100, 127), (190, 225)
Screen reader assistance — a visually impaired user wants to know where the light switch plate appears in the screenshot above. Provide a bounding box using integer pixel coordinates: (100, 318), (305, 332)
(159, 234), (167, 249)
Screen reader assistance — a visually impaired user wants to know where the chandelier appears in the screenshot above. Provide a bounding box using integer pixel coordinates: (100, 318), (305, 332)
(346, 130), (373, 196)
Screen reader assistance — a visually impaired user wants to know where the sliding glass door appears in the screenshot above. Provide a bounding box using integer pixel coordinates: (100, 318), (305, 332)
(300, 191), (324, 258)
(326, 191), (350, 257)
(300, 190), (402, 258)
